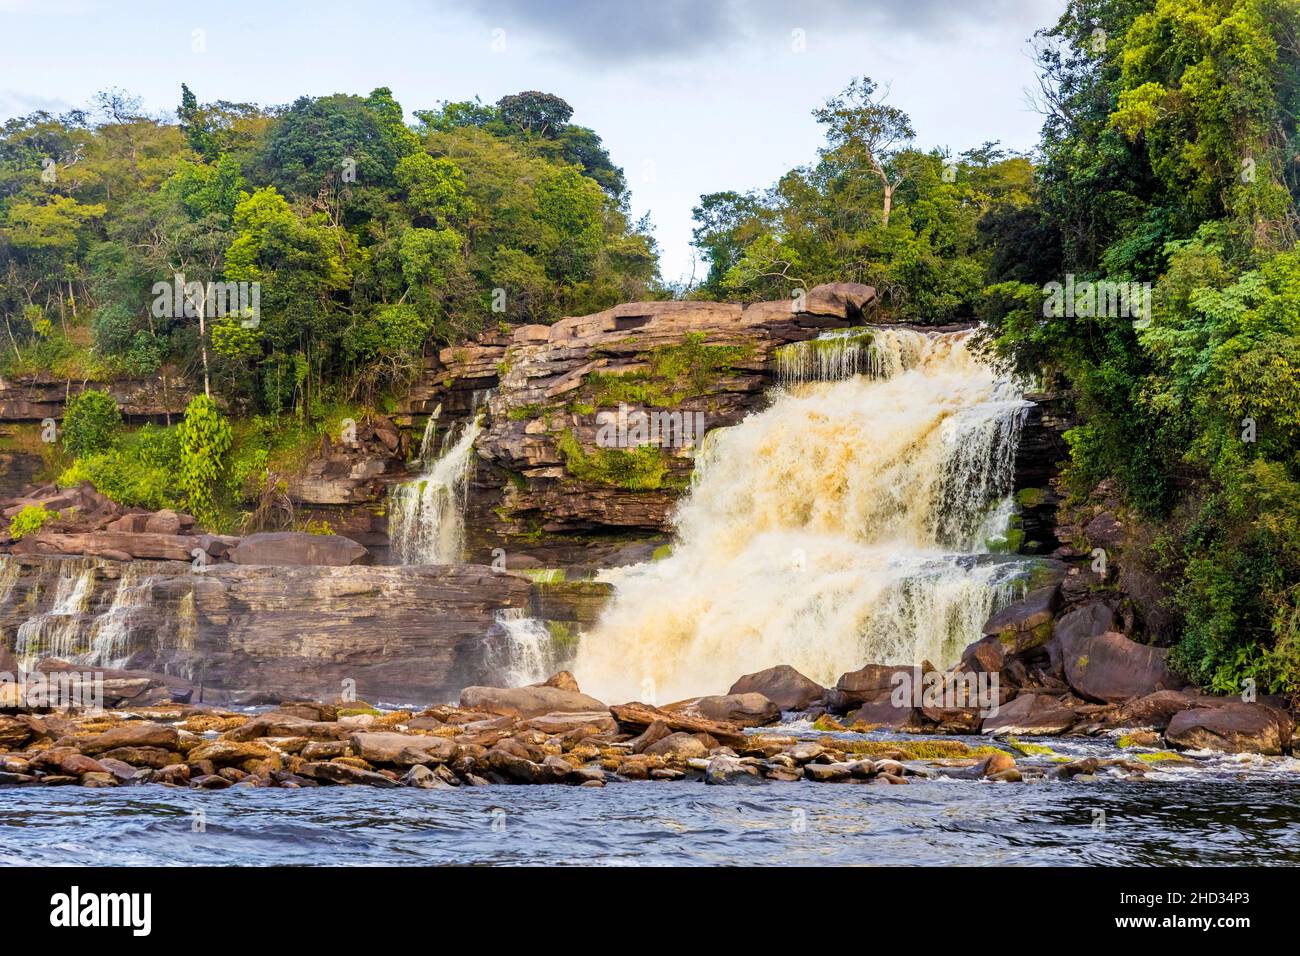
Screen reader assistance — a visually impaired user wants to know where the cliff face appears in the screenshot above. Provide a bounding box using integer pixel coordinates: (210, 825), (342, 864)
(0, 554), (608, 704)
(391, 285), (882, 566)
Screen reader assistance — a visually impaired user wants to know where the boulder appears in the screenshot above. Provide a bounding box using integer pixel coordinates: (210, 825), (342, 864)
(609, 701), (748, 747)
(533, 670), (580, 693)
(1110, 690), (1203, 730)
(829, 663), (925, 711)
(229, 531), (370, 567)
(349, 732), (458, 766)
(704, 754), (763, 785)
(669, 692), (780, 727)
(79, 722), (179, 756)
(1165, 703), (1289, 756)
(459, 685), (607, 719)
(521, 711), (617, 735)
(1058, 629), (1184, 703)
(982, 586), (1060, 653)
(727, 665), (825, 711)
(644, 732), (709, 760)
(981, 693), (1076, 736)
(803, 282), (877, 319)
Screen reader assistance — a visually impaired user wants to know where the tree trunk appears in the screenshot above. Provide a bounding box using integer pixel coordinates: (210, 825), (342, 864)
(881, 183), (893, 228)
(198, 310), (211, 399)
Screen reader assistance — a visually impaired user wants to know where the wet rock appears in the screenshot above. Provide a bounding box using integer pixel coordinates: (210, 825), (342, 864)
(981, 692), (1076, 736)
(704, 754), (763, 785)
(157, 764), (191, 786)
(644, 732), (708, 760)
(101, 746), (179, 769)
(229, 531), (370, 567)
(668, 692), (780, 728)
(1058, 629), (1184, 703)
(302, 761), (400, 787)
(1053, 757), (1100, 779)
(187, 740), (278, 766)
(982, 585), (1060, 654)
(521, 711), (616, 735)
(1165, 702), (1288, 756)
(727, 665), (826, 711)
(80, 772), (118, 788)
(191, 774), (233, 789)
(486, 747), (545, 784)
(829, 663), (923, 711)
(79, 722), (179, 756)
(610, 701), (748, 747)
(977, 751), (1017, 777)
(460, 684), (607, 719)
(401, 765), (451, 789)
(804, 762), (852, 782)
(0, 772), (37, 785)
(1110, 690), (1203, 730)
(96, 757), (140, 784)
(534, 670), (581, 693)
(349, 732), (458, 766)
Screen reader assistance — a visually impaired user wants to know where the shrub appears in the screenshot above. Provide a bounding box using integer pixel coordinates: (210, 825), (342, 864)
(177, 395), (233, 525)
(9, 503), (58, 540)
(61, 390), (122, 457)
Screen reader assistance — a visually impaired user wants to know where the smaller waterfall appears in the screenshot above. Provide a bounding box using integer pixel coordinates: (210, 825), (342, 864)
(14, 560), (97, 666)
(85, 565), (154, 667)
(388, 415), (483, 565)
(0, 554), (19, 608)
(774, 328), (928, 387)
(489, 609), (566, 687)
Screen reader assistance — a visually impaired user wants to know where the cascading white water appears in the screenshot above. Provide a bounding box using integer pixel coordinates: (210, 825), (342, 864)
(573, 328), (1034, 704)
(387, 415), (483, 565)
(14, 559), (97, 666)
(85, 565), (154, 667)
(773, 327), (928, 387)
(490, 609), (566, 687)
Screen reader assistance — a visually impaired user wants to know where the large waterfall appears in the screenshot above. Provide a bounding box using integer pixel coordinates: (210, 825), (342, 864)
(387, 415), (483, 565)
(573, 328), (1034, 704)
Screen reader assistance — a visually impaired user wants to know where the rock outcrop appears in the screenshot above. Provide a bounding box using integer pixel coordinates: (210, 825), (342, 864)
(0, 553), (611, 704)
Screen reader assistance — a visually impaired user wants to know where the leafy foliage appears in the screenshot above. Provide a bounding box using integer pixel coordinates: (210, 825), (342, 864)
(60, 389), (121, 457)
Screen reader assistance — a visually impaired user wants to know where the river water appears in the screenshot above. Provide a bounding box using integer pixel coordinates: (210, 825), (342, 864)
(5, 729), (1299, 866)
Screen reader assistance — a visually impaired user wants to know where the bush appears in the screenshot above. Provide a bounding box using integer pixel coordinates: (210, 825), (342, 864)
(57, 425), (184, 511)
(177, 395), (232, 525)
(9, 503), (58, 540)
(61, 390), (122, 458)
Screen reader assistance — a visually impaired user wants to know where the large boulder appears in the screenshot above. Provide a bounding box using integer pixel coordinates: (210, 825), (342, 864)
(1058, 629), (1184, 703)
(79, 721), (179, 756)
(981, 692), (1076, 736)
(668, 693), (779, 728)
(459, 684), (607, 720)
(230, 531), (370, 567)
(349, 732), (458, 766)
(1165, 703), (1289, 756)
(728, 665), (825, 711)
(829, 663), (925, 711)
(1110, 690), (1204, 730)
(803, 282), (877, 319)
(982, 585), (1060, 654)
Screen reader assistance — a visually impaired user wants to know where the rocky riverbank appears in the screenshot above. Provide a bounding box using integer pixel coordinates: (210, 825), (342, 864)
(1, 635), (1291, 791)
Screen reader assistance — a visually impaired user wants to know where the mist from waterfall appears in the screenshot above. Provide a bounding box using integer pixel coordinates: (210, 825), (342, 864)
(573, 328), (1034, 704)
(387, 415), (483, 565)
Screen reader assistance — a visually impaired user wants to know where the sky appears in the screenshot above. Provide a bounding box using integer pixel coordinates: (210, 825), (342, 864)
(1, 0), (1068, 282)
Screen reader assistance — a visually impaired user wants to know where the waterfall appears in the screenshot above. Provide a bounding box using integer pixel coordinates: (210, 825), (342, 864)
(573, 328), (1035, 704)
(85, 564), (154, 667)
(489, 609), (568, 687)
(387, 415), (483, 565)
(773, 327), (928, 387)
(14, 559), (97, 667)
(0, 554), (19, 608)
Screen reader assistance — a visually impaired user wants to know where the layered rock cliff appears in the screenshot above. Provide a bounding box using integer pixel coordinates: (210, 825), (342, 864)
(0, 553), (608, 704)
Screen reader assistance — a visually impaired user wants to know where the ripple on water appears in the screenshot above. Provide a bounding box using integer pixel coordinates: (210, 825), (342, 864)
(4, 772), (1300, 866)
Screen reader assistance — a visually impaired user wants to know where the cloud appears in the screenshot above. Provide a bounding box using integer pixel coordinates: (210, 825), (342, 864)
(0, 90), (78, 121)
(463, 0), (1049, 62)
